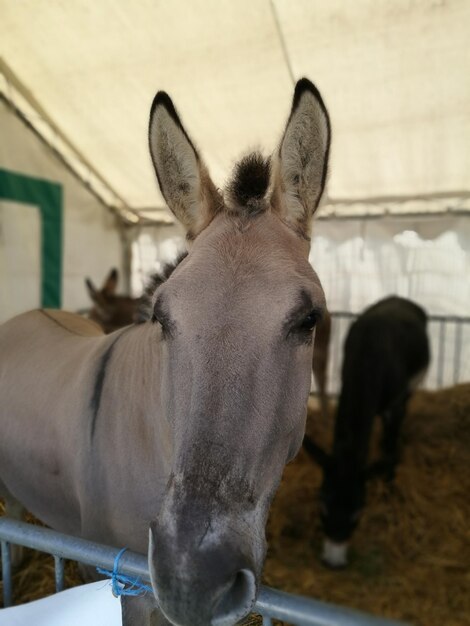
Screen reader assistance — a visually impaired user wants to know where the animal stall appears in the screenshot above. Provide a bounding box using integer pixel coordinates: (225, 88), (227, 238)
(1, 2), (469, 626)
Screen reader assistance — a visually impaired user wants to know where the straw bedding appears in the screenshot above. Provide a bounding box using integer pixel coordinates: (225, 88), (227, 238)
(264, 384), (470, 626)
(1, 384), (469, 626)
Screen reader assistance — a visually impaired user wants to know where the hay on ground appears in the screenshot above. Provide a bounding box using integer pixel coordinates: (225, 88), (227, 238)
(265, 384), (470, 626)
(1, 385), (469, 626)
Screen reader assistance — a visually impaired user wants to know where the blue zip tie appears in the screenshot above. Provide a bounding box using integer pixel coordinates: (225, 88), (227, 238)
(97, 547), (154, 598)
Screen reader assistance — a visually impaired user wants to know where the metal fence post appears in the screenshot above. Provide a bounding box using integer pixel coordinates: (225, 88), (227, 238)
(453, 320), (462, 385)
(1, 539), (12, 607)
(436, 320), (446, 387)
(54, 554), (65, 592)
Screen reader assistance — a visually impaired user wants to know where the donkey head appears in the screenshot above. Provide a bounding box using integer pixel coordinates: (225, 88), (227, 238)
(85, 269), (138, 333)
(319, 461), (366, 569)
(147, 79), (330, 626)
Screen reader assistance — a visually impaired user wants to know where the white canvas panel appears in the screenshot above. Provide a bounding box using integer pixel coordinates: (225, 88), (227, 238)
(0, 100), (123, 315)
(0, 200), (40, 323)
(0, 581), (121, 626)
(131, 223), (185, 296)
(310, 215), (470, 316)
(309, 215), (470, 392)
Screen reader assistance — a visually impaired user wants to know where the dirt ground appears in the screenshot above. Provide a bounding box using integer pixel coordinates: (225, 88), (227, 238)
(1, 385), (469, 625)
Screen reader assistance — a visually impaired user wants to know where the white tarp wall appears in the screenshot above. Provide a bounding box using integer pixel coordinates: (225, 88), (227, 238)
(0, 100), (123, 323)
(131, 224), (185, 297)
(310, 216), (470, 316)
(309, 215), (470, 391)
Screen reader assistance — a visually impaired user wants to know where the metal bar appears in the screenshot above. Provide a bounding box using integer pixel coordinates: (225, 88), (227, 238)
(256, 586), (405, 626)
(0, 518), (409, 625)
(0, 518), (148, 580)
(330, 312), (357, 319)
(1, 540), (12, 607)
(330, 312), (470, 324)
(331, 315), (342, 395)
(436, 320), (446, 387)
(316, 209), (470, 222)
(325, 190), (470, 206)
(54, 555), (65, 593)
(428, 314), (470, 323)
(453, 321), (463, 384)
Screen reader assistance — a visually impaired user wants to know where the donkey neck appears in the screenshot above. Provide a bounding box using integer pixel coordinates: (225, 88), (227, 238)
(89, 322), (173, 471)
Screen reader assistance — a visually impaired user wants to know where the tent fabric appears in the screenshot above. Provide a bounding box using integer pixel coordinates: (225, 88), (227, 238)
(1, 0), (469, 222)
(0, 168), (63, 308)
(0, 100), (123, 322)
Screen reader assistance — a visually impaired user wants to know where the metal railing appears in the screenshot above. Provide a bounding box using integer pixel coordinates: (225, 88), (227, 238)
(0, 518), (407, 626)
(318, 312), (470, 397)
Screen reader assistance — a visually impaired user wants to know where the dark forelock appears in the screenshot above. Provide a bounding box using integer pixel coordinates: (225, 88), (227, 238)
(225, 151), (270, 216)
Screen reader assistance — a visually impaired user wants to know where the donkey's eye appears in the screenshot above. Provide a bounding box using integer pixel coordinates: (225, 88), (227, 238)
(298, 311), (319, 332)
(153, 314), (173, 339)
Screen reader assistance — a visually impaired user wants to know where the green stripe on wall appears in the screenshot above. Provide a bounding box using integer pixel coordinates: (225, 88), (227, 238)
(0, 168), (63, 308)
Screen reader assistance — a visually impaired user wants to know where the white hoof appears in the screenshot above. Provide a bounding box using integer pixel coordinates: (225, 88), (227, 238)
(322, 539), (348, 569)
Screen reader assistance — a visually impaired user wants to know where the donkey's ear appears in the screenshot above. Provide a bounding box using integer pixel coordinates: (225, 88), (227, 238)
(148, 92), (222, 238)
(271, 78), (331, 238)
(85, 278), (98, 301)
(102, 268), (118, 295)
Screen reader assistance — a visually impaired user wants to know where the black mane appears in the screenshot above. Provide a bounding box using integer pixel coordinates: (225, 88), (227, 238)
(136, 251), (188, 322)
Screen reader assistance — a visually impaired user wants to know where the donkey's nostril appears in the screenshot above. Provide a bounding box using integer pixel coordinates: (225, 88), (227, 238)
(211, 568), (256, 626)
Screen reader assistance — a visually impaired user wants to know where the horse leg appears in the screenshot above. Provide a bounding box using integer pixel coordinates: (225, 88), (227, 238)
(379, 397), (408, 481)
(121, 594), (171, 626)
(0, 480), (26, 567)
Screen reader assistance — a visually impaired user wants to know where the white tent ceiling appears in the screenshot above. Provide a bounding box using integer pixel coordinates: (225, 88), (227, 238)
(1, 0), (469, 224)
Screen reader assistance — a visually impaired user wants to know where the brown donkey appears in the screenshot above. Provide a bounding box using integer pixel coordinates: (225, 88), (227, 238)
(0, 78), (331, 626)
(85, 268), (140, 333)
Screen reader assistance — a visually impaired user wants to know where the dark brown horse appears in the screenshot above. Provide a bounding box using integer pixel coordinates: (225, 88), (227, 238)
(0, 78), (331, 626)
(304, 296), (430, 568)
